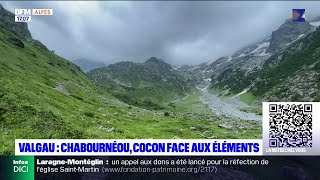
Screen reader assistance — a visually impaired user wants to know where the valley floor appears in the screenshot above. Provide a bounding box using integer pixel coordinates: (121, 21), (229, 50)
(197, 81), (262, 121)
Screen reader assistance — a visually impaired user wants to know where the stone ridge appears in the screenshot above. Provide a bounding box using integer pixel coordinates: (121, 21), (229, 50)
(0, 4), (48, 50)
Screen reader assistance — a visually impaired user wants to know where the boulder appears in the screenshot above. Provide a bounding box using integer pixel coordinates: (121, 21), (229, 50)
(218, 124), (233, 129)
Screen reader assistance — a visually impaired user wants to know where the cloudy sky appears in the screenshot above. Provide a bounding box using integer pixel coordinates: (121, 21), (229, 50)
(2, 1), (320, 65)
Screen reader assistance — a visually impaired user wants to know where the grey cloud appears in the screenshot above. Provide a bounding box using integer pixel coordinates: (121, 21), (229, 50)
(2, 1), (320, 65)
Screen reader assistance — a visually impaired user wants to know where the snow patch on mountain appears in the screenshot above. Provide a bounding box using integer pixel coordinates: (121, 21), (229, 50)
(238, 53), (246, 57)
(257, 50), (270, 56)
(226, 56), (232, 62)
(251, 42), (270, 54)
(206, 60), (215, 65)
(285, 34), (304, 46)
(249, 41), (271, 57)
(310, 21), (320, 27)
(235, 88), (249, 97)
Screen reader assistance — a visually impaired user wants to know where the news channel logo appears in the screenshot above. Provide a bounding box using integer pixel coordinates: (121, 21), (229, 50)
(292, 9), (306, 22)
(15, 9), (53, 22)
(0, 156), (34, 180)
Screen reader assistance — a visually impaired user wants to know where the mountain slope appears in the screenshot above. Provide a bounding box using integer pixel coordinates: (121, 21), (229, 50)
(0, 5), (48, 50)
(0, 13), (116, 154)
(249, 26), (320, 101)
(268, 19), (313, 53)
(88, 57), (194, 110)
(0, 5), (261, 154)
(205, 19), (320, 102)
(199, 19), (318, 96)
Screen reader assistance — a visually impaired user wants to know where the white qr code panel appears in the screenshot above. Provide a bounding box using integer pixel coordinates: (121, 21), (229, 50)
(263, 102), (320, 155)
(268, 104), (312, 148)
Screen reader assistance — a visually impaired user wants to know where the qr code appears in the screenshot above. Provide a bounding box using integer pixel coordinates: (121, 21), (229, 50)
(269, 104), (312, 148)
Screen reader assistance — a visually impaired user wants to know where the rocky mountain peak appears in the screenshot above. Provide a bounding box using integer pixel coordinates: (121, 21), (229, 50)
(0, 4), (48, 50)
(267, 18), (312, 53)
(0, 4), (32, 40)
(144, 57), (172, 70)
(145, 57), (166, 64)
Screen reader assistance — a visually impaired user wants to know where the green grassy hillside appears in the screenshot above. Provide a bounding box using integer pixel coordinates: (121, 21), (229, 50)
(88, 58), (193, 110)
(249, 28), (320, 100)
(210, 27), (320, 102)
(0, 24), (261, 155)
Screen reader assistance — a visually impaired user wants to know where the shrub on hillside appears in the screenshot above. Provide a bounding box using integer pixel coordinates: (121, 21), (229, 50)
(84, 111), (95, 117)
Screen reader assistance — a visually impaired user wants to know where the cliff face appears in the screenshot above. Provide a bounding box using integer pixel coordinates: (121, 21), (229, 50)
(0, 4), (48, 50)
(0, 4), (32, 39)
(268, 19), (312, 53)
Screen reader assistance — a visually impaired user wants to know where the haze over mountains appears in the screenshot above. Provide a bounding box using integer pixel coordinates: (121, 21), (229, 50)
(73, 13), (320, 120)
(72, 58), (105, 73)
(3, 1), (320, 65)
(87, 15), (320, 106)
